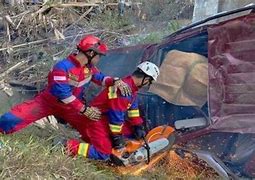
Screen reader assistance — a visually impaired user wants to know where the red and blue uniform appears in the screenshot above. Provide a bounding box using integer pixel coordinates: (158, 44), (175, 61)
(0, 54), (114, 134)
(67, 76), (143, 160)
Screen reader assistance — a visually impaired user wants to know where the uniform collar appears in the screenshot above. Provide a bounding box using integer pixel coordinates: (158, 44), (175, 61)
(68, 54), (83, 67)
(123, 76), (138, 92)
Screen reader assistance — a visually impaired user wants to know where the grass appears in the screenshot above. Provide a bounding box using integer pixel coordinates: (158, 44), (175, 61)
(0, 2), (213, 179)
(0, 126), (116, 179)
(0, 124), (219, 179)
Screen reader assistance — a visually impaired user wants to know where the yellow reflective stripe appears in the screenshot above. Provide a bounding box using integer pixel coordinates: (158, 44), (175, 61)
(78, 143), (89, 157)
(109, 124), (122, 133)
(128, 109), (140, 117)
(108, 86), (117, 99)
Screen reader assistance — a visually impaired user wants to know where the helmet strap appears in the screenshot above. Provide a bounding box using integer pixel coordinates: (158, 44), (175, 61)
(138, 75), (153, 88)
(83, 50), (97, 65)
(138, 76), (147, 88)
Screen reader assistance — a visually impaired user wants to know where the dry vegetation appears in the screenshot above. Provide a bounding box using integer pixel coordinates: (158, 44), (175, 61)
(0, 1), (220, 179)
(0, 0), (194, 91)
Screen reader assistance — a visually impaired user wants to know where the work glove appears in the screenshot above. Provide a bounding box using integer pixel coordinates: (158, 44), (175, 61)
(112, 135), (126, 149)
(114, 77), (132, 96)
(81, 106), (101, 121)
(133, 125), (146, 140)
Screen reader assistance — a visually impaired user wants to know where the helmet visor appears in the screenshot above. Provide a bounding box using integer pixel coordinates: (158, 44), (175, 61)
(97, 43), (108, 55)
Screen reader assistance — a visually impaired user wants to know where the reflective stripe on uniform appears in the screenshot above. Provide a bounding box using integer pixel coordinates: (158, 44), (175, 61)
(61, 95), (76, 104)
(78, 143), (89, 157)
(108, 86), (117, 99)
(68, 76), (92, 87)
(128, 109), (140, 118)
(102, 76), (111, 86)
(53, 76), (67, 81)
(109, 124), (122, 133)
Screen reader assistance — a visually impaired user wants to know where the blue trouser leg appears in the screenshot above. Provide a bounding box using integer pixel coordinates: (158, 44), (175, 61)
(0, 112), (22, 134)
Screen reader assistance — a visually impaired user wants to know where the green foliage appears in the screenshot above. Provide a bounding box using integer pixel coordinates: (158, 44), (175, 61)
(167, 20), (181, 33)
(129, 20), (181, 44)
(91, 10), (132, 30)
(131, 32), (164, 44)
(142, 32), (163, 43)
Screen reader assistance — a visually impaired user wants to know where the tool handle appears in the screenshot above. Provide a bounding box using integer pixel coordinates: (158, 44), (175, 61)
(142, 136), (150, 164)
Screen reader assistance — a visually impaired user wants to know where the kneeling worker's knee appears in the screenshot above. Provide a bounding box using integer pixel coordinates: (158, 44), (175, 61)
(66, 139), (110, 160)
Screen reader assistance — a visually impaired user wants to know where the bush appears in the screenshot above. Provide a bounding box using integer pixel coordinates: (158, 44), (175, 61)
(132, 32), (164, 44)
(90, 10), (132, 30)
(167, 20), (181, 33)
(140, 0), (193, 21)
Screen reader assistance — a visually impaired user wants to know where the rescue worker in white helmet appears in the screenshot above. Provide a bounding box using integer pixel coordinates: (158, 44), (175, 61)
(65, 61), (160, 163)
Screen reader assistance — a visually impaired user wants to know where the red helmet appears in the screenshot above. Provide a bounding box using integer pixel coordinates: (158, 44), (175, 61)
(77, 35), (108, 55)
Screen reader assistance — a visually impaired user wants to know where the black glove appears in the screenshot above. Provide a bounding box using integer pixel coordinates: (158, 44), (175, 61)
(112, 135), (126, 149)
(133, 125), (146, 140)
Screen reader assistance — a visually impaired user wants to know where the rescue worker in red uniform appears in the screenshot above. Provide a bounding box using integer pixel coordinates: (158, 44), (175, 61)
(0, 35), (131, 134)
(66, 61), (160, 161)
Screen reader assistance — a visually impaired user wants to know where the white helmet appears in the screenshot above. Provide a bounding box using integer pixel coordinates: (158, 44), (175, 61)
(137, 61), (160, 81)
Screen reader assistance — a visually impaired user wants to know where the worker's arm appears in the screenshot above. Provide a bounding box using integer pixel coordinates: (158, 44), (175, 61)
(91, 66), (131, 96)
(91, 66), (114, 86)
(49, 62), (84, 112)
(107, 87), (131, 135)
(127, 96), (145, 139)
(107, 87), (131, 149)
(50, 65), (101, 120)
(127, 97), (143, 126)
